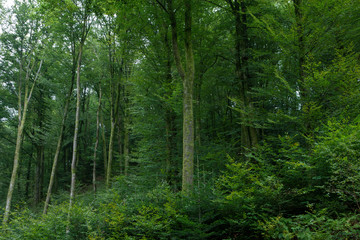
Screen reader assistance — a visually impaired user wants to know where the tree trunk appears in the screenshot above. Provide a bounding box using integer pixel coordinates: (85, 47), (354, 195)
(105, 34), (121, 187)
(43, 71), (75, 214)
(182, 0), (195, 192)
(124, 116), (129, 176)
(67, 44), (83, 233)
(167, 0), (195, 193)
(93, 86), (102, 194)
(232, 0), (258, 152)
(117, 119), (123, 175)
(34, 146), (44, 205)
(3, 59), (42, 226)
(25, 150), (32, 199)
(3, 113), (27, 225)
(165, 109), (176, 182)
(100, 110), (108, 177)
(163, 23), (176, 183)
(106, 118), (115, 188)
(293, 0), (305, 95)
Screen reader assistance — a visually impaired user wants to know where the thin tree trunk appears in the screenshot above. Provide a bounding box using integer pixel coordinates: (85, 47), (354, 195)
(3, 114), (27, 225)
(67, 44), (83, 233)
(25, 150), (32, 199)
(106, 118), (115, 188)
(106, 82), (121, 186)
(117, 115), (123, 174)
(293, 0), (305, 95)
(105, 32), (119, 187)
(3, 59), (42, 226)
(100, 110), (108, 177)
(43, 73), (75, 214)
(34, 146), (44, 205)
(93, 86), (102, 194)
(163, 23), (176, 183)
(124, 117), (129, 176)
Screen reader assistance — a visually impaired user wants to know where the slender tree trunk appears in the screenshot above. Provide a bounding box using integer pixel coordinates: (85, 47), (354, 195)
(195, 80), (202, 148)
(100, 110), (108, 177)
(3, 59), (42, 226)
(106, 114), (115, 187)
(93, 86), (102, 194)
(163, 23), (176, 183)
(117, 119), (123, 174)
(105, 35), (120, 187)
(107, 83), (121, 186)
(34, 146), (44, 205)
(25, 151), (32, 199)
(165, 109), (176, 182)
(67, 44), (83, 233)
(124, 117), (129, 176)
(293, 0), (305, 95)
(3, 114), (27, 225)
(43, 73), (75, 214)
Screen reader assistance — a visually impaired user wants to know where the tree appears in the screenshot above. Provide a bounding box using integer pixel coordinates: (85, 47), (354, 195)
(1, 0), (44, 225)
(159, 0), (195, 192)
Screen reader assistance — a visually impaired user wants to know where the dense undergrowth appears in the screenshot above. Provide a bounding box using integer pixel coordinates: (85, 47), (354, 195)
(3, 119), (360, 239)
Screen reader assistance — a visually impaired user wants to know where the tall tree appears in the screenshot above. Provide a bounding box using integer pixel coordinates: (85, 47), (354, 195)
(67, 3), (91, 233)
(2, 0), (43, 225)
(166, 0), (195, 192)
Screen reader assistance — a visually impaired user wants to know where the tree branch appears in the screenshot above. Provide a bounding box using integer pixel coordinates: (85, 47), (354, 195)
(154, 0), (169, 14)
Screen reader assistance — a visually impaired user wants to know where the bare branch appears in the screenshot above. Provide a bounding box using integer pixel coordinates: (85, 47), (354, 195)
(154, 0), (169, 14)
(27, 60), (43, 103)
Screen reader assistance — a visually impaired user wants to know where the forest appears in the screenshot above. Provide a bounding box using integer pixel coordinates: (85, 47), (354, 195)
(0, 0), (360, 239)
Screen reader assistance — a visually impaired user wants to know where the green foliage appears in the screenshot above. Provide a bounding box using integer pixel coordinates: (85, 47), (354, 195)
(260, 211), (360, 240)
(1, 201), (103, 240)
(104, 179), (213, 239)
(215, 154), (283, 239)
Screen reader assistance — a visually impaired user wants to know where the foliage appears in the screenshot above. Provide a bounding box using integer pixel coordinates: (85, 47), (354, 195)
(260, 211), (360, 240)
(1, 0), (360, 239)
